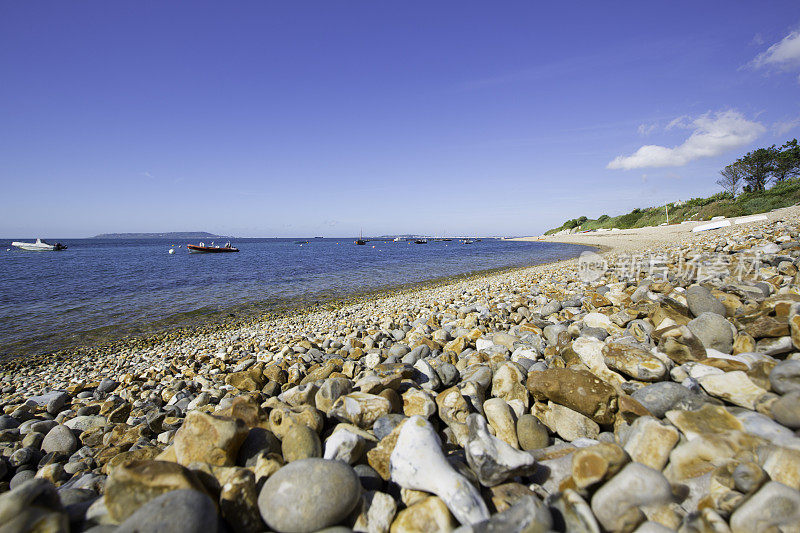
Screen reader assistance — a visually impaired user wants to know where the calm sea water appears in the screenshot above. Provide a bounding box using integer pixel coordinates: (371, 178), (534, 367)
(0, 238), (593, 356)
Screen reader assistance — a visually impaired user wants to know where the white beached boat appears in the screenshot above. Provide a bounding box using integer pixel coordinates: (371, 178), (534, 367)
(11, 238), (67, 251)
(734, 214), (768, 225)
(692, 220), (732, 233)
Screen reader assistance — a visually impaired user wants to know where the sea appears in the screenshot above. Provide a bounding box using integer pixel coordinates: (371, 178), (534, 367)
(0, 237), (593, 357)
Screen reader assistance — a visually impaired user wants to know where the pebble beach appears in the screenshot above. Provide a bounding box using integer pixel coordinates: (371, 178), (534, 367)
(3, 207), (800, 532)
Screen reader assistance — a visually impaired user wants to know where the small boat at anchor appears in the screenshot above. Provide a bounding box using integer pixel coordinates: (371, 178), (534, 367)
(187, 241), (239, 253)
(12, 238), (67, 251)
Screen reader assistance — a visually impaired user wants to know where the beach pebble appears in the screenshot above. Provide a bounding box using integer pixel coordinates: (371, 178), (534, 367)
(41, 424), (78, 456)
(770, 360), (800, 395)
(686, 285), (727, 317)
(464, 414), (535, 487)
(528, 368), (617, 425)
(352, 490), (397, 533)
(104, 460), (207, 522)
(115, 489), (218, 533)
(281, 424), (322, 462)
(729, 481), (800, 533)
(688, 312), (735, 353)
(771, 390), (800, 429)
(258, 458), (361, 532)
(173, 411), (248, 466)
(630, 382), (693, 418)
(622, 416), (679, 471)
(391, 495), (455, 532)
(0, 478), (67, 532)
(590, 463), (673, 532)
(532, 402), (600, 442)
(516, 414), (549, 451)
(698, 371), (768, 409)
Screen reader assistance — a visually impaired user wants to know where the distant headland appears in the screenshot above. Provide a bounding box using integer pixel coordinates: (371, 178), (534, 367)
(92, 231), (226, 239)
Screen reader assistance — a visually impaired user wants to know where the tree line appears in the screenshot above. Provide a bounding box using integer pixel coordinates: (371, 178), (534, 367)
(717, 138), (800, 195)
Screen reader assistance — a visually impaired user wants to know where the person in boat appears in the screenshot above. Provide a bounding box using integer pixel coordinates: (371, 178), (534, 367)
(225, 242), (231, 248)
(200, 242), (205, 247)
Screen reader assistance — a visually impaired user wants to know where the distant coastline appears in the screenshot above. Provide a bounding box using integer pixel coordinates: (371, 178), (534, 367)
(92, 231), (226, 239)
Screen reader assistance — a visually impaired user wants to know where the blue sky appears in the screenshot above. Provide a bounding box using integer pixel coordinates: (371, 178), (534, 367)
(2, 1), (800, 238)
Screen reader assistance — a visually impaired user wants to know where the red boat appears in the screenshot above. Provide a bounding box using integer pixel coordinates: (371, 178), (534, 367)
(187, 242), (239, 253)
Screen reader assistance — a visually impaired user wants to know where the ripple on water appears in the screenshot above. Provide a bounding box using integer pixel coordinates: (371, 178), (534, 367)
(0, 238), (594, 356)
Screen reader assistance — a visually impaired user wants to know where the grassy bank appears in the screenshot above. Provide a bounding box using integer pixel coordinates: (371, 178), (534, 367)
(546, 178), (800, 234)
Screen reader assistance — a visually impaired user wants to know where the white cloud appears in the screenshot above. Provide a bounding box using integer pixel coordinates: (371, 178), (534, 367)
(665, 115), (691, 130)
(637, 123), (656, 136)
(607, 110), (765, 170)
(752, 29), (800, 70)
(773, 116), (800, 136)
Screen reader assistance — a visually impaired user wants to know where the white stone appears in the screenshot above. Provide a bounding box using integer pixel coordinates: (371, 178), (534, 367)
(699, 371), (767, 409)
(584, 312), (612, 329)
(390, 416), (489, 525)
(571, 337), (625, 386)
(590, 463), (673, 532)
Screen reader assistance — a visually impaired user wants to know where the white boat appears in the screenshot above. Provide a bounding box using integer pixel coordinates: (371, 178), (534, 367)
(734, 214), (768, 225)
(692, 220), (731, 233)
(11, 238), (67, 251)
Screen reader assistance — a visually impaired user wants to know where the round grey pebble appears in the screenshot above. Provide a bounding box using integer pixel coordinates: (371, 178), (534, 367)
(631, 382), (693, 418)
(115, 489), (218, 533)
(96, 378), (119, 395)
(373, 414), (407, 440)
(0, 415), (20, 430)
(771, 391), (800, 429)
(42, 425), (79, 456)
(258, 458), (361, 533)
(687, 312), (735, 353)
(770, 360), (800, 395)
(9, 470), (36, 489)
(685, 285), (726, 317)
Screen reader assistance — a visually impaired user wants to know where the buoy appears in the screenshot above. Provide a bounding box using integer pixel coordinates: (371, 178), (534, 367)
(168, 249), (175, 255)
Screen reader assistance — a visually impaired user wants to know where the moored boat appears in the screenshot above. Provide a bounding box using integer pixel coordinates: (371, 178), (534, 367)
(12, 238), (67, 251)
(187, 242), (239, 253)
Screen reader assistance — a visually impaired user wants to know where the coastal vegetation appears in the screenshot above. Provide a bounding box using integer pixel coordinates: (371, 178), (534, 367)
(547, 138), (800, 234)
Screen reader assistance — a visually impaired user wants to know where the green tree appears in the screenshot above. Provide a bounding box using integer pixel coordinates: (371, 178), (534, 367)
(739, 146), (777, 192)
(716, 161), (744, 196)
(774, 139), (800, 182)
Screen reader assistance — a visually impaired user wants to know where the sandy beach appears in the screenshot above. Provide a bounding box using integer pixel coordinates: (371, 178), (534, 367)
(512, 205), (800, 254)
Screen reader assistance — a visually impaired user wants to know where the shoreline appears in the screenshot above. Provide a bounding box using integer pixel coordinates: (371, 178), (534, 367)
(510, 204), (800, 252)
(1, 207), (799, 531)
(0, 242), (598, 367)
